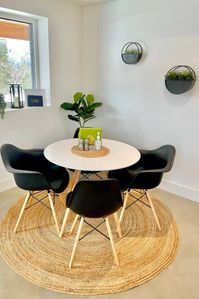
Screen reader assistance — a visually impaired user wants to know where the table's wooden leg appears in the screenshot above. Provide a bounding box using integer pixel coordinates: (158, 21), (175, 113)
(67, 170), (81, 195)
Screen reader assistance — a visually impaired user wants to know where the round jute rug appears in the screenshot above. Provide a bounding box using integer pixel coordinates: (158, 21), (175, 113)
(0, 193), (179, 295)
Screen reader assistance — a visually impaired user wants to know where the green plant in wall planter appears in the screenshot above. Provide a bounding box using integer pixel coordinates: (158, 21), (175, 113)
(0, 93), (6, 119)
(60, 92), (103, 128)
(165, 65), (196, 94)
(121, 42), (143, 64)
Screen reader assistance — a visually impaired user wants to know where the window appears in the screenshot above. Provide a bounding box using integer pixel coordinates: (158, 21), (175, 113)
(0, 8), (50, 107)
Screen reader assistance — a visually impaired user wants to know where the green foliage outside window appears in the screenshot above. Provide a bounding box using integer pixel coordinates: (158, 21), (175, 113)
(0, 39), (32, 95)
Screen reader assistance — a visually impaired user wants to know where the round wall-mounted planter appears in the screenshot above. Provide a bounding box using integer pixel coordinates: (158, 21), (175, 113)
(121, 42), (143, 64)
(165, 65), (196, 95)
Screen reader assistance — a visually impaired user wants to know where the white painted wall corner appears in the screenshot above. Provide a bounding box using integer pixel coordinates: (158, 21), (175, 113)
(0, 177), (15, 193)
(160, 180), (199, 204)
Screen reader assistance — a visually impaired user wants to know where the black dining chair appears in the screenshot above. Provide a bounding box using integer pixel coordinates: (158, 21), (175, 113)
(59, 179), (123, 268)
(108, 145), (176, 231)
(1, 143), (70, 235)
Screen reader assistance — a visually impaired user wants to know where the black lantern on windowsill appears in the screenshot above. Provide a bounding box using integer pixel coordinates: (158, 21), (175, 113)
(9, 84), (24, 108)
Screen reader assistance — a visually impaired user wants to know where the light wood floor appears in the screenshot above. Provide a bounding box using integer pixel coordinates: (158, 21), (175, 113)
(0, 187), (199, 299)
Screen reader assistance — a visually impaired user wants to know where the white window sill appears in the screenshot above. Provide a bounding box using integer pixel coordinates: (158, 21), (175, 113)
(5, 105), (51, 112)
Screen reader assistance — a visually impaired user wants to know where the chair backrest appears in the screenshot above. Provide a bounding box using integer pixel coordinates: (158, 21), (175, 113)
(129, 144), (176, 190)
(1, 144), (46, 173)
(151, 145), (176, 172)
(1, 143), (49, 191)
(1, 143), (69, 192)
(139, 145), (176, 172)
(67, 179), (123, 218)
(1, 144), (23, 173)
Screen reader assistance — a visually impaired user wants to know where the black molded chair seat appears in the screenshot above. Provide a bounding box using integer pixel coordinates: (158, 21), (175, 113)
(108, 145), (176, 231)
(1, 144), (70, 234)
(60, 179), (123, 268)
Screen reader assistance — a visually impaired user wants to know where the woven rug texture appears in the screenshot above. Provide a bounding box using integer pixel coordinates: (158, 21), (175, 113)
(0, 192), (179, 295)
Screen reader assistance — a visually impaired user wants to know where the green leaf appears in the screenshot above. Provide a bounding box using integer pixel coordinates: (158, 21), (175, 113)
(89, 102), (102, 110)
(86, 94), (94, 106)
(93, 102), (102, 108)
(87, 107), (95, 113)
(77, 107), (85, 115)
(68, 115), (79, 122)
(60, 102), (75, 111)
(81, 98), (88, 110)
(84, 116), (95, 123)
(83, 113), (94, 120)
(73, 92), (83, 103)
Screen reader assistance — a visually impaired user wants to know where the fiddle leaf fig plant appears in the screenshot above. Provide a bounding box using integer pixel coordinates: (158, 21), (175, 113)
(60, 92), (102, 127)
(0, 93), (6, 119)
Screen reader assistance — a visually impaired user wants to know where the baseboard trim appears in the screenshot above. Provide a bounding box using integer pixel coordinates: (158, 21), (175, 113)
(0, 177), (15, 192)
(160, 180), (199, 203)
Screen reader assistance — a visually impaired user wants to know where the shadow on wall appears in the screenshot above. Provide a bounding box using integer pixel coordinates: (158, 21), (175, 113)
(164, 88), (194, 106)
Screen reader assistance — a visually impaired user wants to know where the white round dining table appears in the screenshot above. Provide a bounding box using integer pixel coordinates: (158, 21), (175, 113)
(44, 139), (140, 172)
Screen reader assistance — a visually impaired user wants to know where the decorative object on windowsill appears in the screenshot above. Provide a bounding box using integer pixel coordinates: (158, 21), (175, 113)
(121, 42), (143, 64)
(0, 93), (6, 119)
(24, 89), (45, 107)
(60, 91), (103, 128)
(165, 65), (196, 94)
(9, 84), (23, 108)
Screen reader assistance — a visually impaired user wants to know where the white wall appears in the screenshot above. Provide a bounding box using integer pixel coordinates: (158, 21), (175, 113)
(0, 0), (82, 190)
(1, 0), (199, 203)
(82, 0), (199, 202)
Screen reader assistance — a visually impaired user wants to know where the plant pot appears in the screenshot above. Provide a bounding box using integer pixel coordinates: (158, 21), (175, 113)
(121, 42), (143, 65)
(165, 79), (195, 94)
(73, 127), (92, 138)
(121, 53), (142, 64)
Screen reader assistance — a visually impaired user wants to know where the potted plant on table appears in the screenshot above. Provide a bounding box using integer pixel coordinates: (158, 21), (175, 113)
(60, 92), (102, 135)
(165, 65), (196, 94)
(0, 93), (6, 119)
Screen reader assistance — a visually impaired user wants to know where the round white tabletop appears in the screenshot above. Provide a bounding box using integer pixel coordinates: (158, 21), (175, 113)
(44, 139), (140, 172)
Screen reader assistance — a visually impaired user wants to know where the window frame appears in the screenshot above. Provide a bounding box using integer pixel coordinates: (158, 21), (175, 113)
(0, 11), (40, 91)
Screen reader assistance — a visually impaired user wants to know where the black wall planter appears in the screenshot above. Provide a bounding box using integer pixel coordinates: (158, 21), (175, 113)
(165, 65), (196, 95)
(121, 42), (143, 64)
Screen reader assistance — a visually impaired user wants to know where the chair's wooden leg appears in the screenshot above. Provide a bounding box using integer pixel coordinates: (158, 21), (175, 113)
(146, 192), (161, 231)
(70, 214), (79, 234)
(114, 212), (122, 238)
(119, 191), (130, 223)
(69, 217), (84, 269)
(57, 193), (66, 206)
(105, 217), (119, 266)
(59, 208), (70, 238)
(14, 191), (31, 233)
(48, 192), (60, 235)
(60, 170), (81, 235)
